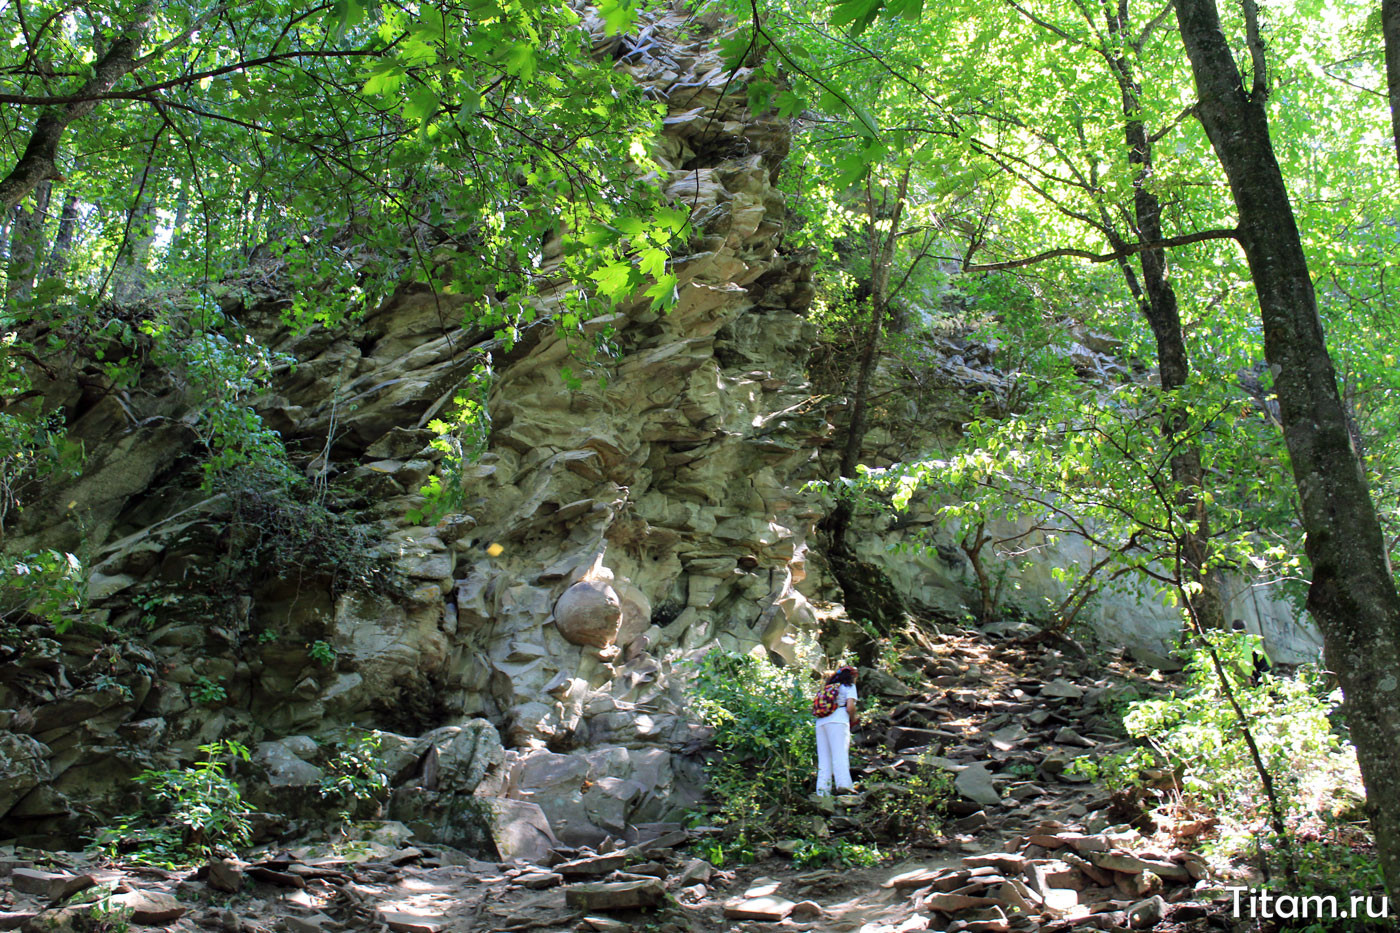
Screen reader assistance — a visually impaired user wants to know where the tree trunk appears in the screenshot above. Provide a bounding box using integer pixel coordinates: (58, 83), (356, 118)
(1384, 0), (1400, 175)
(829, 165), (910, 551)
(1103, 0), (1226, 630)
(6, 181), (51, 308)
(1175, 0), (1400, 895)
(43, 193), (80, 278)
(113, 167), (157, 303)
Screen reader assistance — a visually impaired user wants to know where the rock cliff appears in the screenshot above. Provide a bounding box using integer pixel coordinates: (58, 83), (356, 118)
(0, 5), (832, 851)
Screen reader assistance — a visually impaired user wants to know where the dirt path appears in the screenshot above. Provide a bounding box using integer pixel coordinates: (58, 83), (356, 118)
(3, 625), (1242, 933)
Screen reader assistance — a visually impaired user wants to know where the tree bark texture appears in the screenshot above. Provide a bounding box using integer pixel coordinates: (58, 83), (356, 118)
(43, 194), (80, 278)
(6, 181), (50, 307)
(1175, 0), (1400, 894)
(1384, 0), (1400, 176)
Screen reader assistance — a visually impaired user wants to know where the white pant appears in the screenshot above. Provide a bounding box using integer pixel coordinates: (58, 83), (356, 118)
(815, 720), (853, 795)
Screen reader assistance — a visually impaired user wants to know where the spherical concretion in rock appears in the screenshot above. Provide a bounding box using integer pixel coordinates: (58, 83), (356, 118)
(554, 580), (623, 648)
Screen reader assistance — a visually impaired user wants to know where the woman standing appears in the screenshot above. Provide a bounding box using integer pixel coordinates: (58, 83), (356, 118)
(814, 665), (860, 795)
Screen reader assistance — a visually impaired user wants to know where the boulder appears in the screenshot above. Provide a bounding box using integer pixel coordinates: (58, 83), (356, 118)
(414, 720), (505, 795)
(254, 739), (324, 786)
(111, 891), (186, 925)
(206, 859), (244, 893)
(477, 798), (557, 863)
(554, 580), (622, 648)
(10, 869), (93, 902)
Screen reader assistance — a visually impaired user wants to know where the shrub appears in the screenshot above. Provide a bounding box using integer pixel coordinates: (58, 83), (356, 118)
(689, 649), (817, 839)
(792, 838), (883, 869)
(190, 675), (227, 705)
(1086, 631), (1363, 857)
(0, 548), (83, 634)
(861, 748), (952, 846)
(97, 740), (253, 865)
(319, 730), (390, 821)
(308, 640), (336, 667)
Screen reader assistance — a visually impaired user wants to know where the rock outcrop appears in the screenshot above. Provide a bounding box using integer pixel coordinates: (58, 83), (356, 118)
(0, 5), (828, 848)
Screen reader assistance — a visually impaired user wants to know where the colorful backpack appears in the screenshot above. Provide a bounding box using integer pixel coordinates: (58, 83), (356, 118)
(812, 683), (842, 718)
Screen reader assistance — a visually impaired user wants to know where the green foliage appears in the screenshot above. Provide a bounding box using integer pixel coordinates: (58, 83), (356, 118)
(408, 359), (493, 525)
(0, 549), (84, 634)
(98, 741), (253, 866)
(694, 837), (758, 868)
(853, 377), (1303, 630)
(308, 640), (337, 667)
(791, 837), (882, 868)
(0, 403), (82, 532)
(1281, 841), (1387, 931)
(84, 889), (133, 933)
(688, 650), (817, 839)
(132, 591), (179, 630)
(860, 748), (952, 845)
(319, 730), (390, 822)
(189, 676), (228, 706)
(1087, 633), (1363, 857)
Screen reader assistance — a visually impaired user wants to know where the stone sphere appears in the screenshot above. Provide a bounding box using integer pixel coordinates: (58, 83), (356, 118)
(554, 580), (623, 648)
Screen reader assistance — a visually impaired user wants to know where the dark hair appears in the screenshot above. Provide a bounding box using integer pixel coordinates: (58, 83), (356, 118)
(826, 666), (856, 686)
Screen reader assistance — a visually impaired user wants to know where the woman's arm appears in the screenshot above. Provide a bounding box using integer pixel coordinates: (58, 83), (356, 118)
(846, 697), (859, 728)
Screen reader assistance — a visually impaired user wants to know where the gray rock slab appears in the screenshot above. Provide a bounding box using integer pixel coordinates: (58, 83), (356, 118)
(954, 763), (1002, 807)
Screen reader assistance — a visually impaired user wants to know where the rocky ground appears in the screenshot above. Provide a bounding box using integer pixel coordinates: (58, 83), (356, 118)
(2, 624), (1274, 933)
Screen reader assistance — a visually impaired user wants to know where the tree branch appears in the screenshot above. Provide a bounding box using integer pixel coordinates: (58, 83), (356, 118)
(0, 2), (155, 210)
(962, 227), (1238, 272)
(1240, 0), (1268, 100)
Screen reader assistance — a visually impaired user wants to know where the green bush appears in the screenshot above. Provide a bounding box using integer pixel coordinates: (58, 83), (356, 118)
(1089, 632), (1363, 856)
(189, 675), (227, 706)
(792, 838), (882, 869)
(0, 548), (84, 634)
(308, 640), (337, 667)
(689, 650), (817, 839)
(320, 730), (390, 821)
(97, 740), (253, 866)
(861, 749), (953, 846)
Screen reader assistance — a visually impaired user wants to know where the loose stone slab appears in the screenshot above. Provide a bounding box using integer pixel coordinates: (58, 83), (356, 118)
(10, 869), (93, 902)
(112, 891), (186, 925)
(883, 867), (950, 890)
(515, 871), (563, 889)
(554, 852), (629, 876)
(919, 892), (1000, 912)
(722, 895), (797, 921)
(376, 911), (445, 933)
(962, 853), (1027, 874)
(564, 878), (665, 911)
(954, 763), (1002, 807)
(1041, 679), (1085, 699)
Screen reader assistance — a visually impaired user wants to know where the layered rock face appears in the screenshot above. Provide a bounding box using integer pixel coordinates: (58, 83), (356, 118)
(0, 7), (830, 849)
